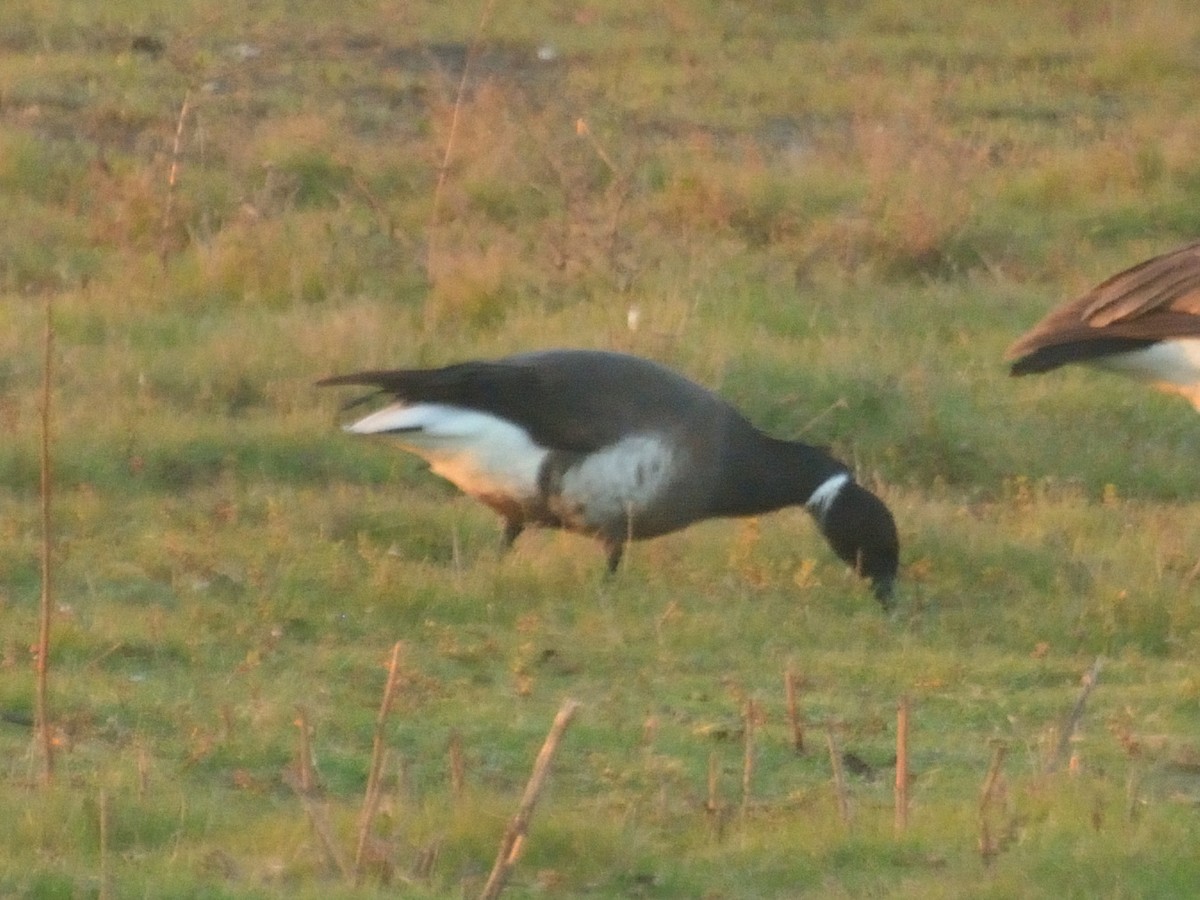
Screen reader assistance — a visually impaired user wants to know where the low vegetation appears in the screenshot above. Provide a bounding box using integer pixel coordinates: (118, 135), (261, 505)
(2, 1), (1200, 896)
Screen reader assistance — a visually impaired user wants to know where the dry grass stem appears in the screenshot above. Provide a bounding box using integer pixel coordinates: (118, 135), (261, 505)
(894, 695), (910, 833)
(741, 699), (756, 817)
(1045, 657), (1103, 774)
(797, 398), (850, 437)
(294, 706), (316, 793)
(1184, 555), (1200, 586)
(449, 728), (466, 798)
(1125, 768), (1144, 823)
(574, 118), (619, 177)
(355, 641), (405, 881)
(451, 527), (463, 578)
(287, 710), (351, 881)
(979, 741), (1008, 865)
(826, 726), (851, 825)
(655, 600), (681, 635)
(705, 750), (724, 841)
(98, 789), (110, 900)
(137, 741), (150, 799)
(785, 663), (804, 753)
(293, 781), (352, 882)
(159, 90), (191, 265)
(428, 0), (497, 241)
(979, 743), (1006, 807)
(479, 698), (581, 900)
(412, 839), (442, 882)
(35, 295), (54, 785)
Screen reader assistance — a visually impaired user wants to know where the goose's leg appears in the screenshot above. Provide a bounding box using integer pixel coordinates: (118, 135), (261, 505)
(501, 518), (524, 554)
(603, 538), (624, 575)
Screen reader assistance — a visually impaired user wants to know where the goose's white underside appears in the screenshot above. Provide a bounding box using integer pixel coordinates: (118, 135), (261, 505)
(345, 402), (678, 527)
(1091, 338), (1200, 409)
(346, 402), (548, 500)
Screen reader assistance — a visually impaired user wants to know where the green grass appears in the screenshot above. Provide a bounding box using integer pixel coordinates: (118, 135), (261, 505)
(3, 1), (1200, 896)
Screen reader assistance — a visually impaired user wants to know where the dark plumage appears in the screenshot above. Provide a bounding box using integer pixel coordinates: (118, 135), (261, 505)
(319, 349), (899, 607)
(1007, 239), (1200, 410)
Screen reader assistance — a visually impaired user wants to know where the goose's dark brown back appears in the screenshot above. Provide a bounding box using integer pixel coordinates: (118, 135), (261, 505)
(1008, 240), (1200, 374)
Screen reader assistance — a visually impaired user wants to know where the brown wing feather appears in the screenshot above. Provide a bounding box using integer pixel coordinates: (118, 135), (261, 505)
(1007, 240), (1200, 365)
(1082, 241), (1200, 325)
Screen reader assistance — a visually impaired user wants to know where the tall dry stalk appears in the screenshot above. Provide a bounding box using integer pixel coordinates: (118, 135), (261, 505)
(740, 698), (756, 817)
(294, 706), (316, 793)
(288, 709), (352, 881)
(296, 788), (352, 882)
(894, 695), (910, 833)
(426, 0), (497, 287)
(705, 750), (723, 841)
(826, 726), (850, 825)
(449, 729), (466, 798)
(479, 698), (580, 900)
(98, 789), (110, 900)
(1044, 657), (1103, 774)
(784, 663), (804, 753)
(354, 641), (405, 882)
(979, 741), (1008, 865)
(35, 295), (55, 784)
(160, 90), (191, 266)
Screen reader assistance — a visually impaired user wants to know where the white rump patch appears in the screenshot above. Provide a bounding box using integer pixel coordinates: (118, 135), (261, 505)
(805, 472), (850, 521)
(558, 434), (676, 525)
(1092, 339), (1200, 409)
(345, 402), (547, 500)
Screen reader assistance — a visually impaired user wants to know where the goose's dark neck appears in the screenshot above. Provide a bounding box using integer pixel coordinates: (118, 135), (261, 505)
(708, 424), (847, 517)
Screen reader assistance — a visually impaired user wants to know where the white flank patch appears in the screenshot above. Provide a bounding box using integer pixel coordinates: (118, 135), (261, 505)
(1092, 339), (1200, 407)
(345, 402), (547, 499)
(1092, 338), (1200, 382)
(805, 472), (850, 521)
(558, 434), (676, 525)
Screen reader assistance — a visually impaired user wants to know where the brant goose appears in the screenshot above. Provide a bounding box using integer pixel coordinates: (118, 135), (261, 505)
(1006, 239), (1200, 410)
(318, 349), (899, 607)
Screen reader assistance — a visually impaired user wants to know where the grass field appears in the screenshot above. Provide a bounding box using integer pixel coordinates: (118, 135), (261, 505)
(3, 1), (1200, 897)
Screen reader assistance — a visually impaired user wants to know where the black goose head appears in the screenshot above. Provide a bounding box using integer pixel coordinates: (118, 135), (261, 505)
(817, 481), (899, 608)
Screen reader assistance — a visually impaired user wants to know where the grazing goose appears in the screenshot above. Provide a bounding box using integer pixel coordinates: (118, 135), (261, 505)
(318, 349), (899, 607)
(1006, 239), (1200, 410)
